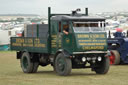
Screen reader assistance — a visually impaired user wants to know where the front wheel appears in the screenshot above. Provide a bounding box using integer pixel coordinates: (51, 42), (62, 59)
(94, 56), (110, 74)
(55, 53), (72, 76)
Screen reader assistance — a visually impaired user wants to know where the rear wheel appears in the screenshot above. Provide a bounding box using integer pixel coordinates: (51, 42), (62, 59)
(109, 50), (120, 65)
(94, 57), (110, 74)
(20, 52), (33, 73)
(20, 52), (39, 73)
(32, 62), (39, 73)
(55, 53), (72, 76)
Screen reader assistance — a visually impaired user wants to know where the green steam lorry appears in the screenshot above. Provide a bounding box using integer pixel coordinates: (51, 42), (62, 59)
(11, 7), (110, 76)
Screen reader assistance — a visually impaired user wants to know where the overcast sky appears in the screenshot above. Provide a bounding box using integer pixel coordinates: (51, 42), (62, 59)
(0, 0), (128, 16)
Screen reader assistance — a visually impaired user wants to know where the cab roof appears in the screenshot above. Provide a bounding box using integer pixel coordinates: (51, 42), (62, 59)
(51, 15), (105, 22)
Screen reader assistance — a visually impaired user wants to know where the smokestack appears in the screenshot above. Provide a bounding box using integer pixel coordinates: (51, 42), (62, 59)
(85, 8), (88, 16)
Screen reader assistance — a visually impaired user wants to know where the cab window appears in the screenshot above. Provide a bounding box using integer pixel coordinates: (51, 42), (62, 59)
(63, 22), (69, 35)
(73, 22), (105, 32)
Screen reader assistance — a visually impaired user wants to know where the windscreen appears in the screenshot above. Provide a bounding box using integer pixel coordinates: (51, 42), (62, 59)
(73, 22), (105, 32)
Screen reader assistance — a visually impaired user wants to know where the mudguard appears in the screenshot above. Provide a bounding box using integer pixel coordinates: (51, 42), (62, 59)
(55, 49), (71, 58)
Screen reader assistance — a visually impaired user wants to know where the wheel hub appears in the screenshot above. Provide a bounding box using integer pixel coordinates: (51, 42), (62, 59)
(58, 59), (65, 71)
(109, 52), (115, 64)
(23, 56), (28, 69)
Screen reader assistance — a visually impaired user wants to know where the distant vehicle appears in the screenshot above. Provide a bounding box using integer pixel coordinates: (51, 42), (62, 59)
(108, 28), (128, 64)
(11, 7), (110, 76)
(0, 23), (24, 50)
(0, 30), (10, 50)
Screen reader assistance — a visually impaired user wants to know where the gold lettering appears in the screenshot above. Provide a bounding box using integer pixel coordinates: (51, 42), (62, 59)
(34, 44), (45, 48)
(12, 43), (22, 46)
(34, 38), (40, 44)
(52, 45), (57, 47)
(16, 39), (24, 43)
(77, 34), (89, 38)
(23, 44), (33, 47)
(79, 43), (106, 46)
(78, 40), (91, 42)
(82, 46), (104, 50)
(77, 34), (105, 39)
(51, 40), (56, 43)
(28, 39), (33, 43)
(51, 35), (57, 38)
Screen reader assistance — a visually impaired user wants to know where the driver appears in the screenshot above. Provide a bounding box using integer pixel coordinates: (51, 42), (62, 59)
(63, 25), (69, 35)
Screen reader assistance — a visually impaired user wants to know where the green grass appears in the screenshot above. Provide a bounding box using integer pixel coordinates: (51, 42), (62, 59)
(0, 51), (128, 85)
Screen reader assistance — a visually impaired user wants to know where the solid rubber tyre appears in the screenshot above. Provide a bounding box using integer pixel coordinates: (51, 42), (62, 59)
(32, 62), (39, 73)
(20, 52), (33, 73)
(55, 53), (72, 76)
(94, 57), (110, 74)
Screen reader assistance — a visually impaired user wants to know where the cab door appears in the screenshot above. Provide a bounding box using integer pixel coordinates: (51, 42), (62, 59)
(61, 21), (73, 53)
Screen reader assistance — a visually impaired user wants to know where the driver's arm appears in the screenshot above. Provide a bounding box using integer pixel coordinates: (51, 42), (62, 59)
(63, 30), (69, 35)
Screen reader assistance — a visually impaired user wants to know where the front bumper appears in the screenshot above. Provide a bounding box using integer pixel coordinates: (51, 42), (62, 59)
(73, 51), (110, 55)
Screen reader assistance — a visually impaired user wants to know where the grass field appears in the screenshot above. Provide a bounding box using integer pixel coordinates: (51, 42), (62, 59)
(0, 51), (128, 85)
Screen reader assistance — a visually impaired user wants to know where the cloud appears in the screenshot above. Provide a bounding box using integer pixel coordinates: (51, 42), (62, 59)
(0, 0), (127, 15)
